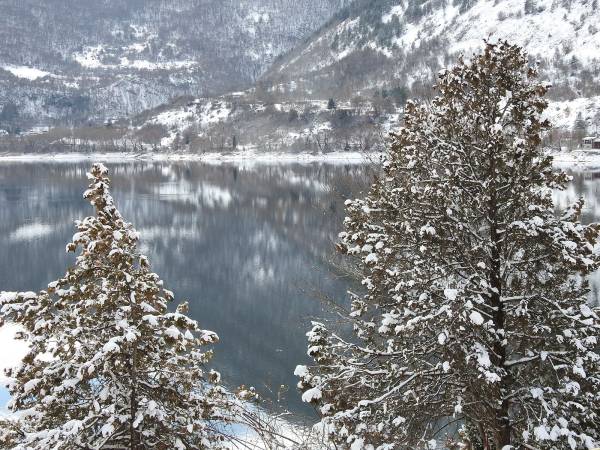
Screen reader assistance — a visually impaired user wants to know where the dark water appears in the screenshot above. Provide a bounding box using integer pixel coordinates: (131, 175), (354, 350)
(1, 161), (599, 418)
(0, 160), (374, 417)
(555, 169), (600, 306)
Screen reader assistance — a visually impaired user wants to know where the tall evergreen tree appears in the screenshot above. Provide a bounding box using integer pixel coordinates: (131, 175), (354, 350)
(296, 41), (600, 449)
(0, 164), (228, 449)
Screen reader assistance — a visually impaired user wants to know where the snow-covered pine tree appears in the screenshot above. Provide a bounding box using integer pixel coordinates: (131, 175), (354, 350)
(0, 163), (227, 449)
(295, 41), (600, 449)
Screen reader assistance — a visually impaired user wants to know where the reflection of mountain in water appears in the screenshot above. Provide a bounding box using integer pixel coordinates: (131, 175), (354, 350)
(3, 162), (597, 416)
(0, 161), (374, 416)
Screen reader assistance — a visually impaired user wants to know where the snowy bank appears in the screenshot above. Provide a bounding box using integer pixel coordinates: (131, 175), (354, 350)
(551, 151), (600, 170)
(2, 150), (599, 169)
(0, 324), (28, 414)
(0, 324), (28, 386)
(0, 151), (383, 165)
(0, 321), (322, 447)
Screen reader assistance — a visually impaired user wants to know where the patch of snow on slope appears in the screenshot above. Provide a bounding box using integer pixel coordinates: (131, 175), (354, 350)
(393, 3), (461, 49)
(378, 0), (600, 63)
(197, 102), (231, 126)
(74, 45), (196, 71)
(119, 58), (195, 71)
(153, 108), (195, 128)
(151, 101), (232, 147)
(444, 0), (599, 62)
(150, 108), (194, 147)
(333, 18), (361, 61)
(544, 96), (600, 130)
(282, 18), (357, 71)
(73, 45), (107, 69)
(367, 41), (393, 58)
(1, 65), (53, 80)
(125, 42), (148, 53)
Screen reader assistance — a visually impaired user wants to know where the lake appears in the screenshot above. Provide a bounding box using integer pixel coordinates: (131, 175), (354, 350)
(0, 160), (599, 419)
(0, 160), (375, 417)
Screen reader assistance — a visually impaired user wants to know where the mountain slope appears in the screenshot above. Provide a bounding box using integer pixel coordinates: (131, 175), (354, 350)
(264, 0), (600, 131)
(0, 0), (349, 130)
(6, 0), (598, 155)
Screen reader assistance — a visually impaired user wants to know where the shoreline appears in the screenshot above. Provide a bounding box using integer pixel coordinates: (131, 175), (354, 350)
(550, 151), (600, 169)
(1, 150), (600, 168)
(0, 150), (384, 165)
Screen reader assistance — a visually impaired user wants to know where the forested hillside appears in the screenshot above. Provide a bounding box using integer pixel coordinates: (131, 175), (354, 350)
(3, 0), (599, 153)
(265, 0), (600, 131)
(93, 0), (600, 156)
(0, 0), (349, 130)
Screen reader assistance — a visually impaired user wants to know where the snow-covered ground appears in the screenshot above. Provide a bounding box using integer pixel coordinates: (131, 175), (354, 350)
(2, 149), (598, 168)
(72, 43), (197, 72)
(551, 150), (600, 169)
(1, 64), (53, 80)
(0, 320), (317, 448)
(0, 150), (382, 165)
(0, 324), (28, 414)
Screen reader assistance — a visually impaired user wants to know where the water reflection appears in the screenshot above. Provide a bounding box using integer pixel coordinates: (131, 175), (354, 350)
(555, 170), (600, 307)
(0, 161), (374, 417)
(1, 162), (599, 417)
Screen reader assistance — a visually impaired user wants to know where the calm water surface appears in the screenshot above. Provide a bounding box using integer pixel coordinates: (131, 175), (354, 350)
(1, 161), (599, 418)
(0, 161), (374, 417)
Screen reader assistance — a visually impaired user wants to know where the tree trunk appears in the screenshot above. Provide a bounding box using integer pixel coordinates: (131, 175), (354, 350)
(491, 227), (511, 449)
(130, 289), (139, 450)
(130, 346), (138, 450)
(489, 160), (511, 450)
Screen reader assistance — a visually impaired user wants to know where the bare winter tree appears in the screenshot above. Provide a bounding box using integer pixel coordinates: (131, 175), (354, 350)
(295, 41), (600, 450)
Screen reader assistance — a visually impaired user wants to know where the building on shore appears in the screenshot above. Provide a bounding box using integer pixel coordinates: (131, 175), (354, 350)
(582, 136), (600, 150)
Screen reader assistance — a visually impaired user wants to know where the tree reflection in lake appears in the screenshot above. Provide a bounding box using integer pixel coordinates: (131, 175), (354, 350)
(555, 169), (600, 308)
(1, 161), (599, 417)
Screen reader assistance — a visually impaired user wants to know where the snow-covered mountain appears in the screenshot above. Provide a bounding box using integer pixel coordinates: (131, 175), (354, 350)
(93, 0), (597, 155)
(4, 0), (598, 152)
(265, 0), (600, 131)
(0, 0), (349, 130)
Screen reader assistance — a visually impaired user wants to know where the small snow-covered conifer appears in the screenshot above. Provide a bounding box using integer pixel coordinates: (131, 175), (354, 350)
(0, 163), (227, 449)
(296, 41), (600, 449)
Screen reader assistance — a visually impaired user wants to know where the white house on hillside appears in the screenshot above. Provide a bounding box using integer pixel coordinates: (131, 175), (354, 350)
(582, 136), (600, 150)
